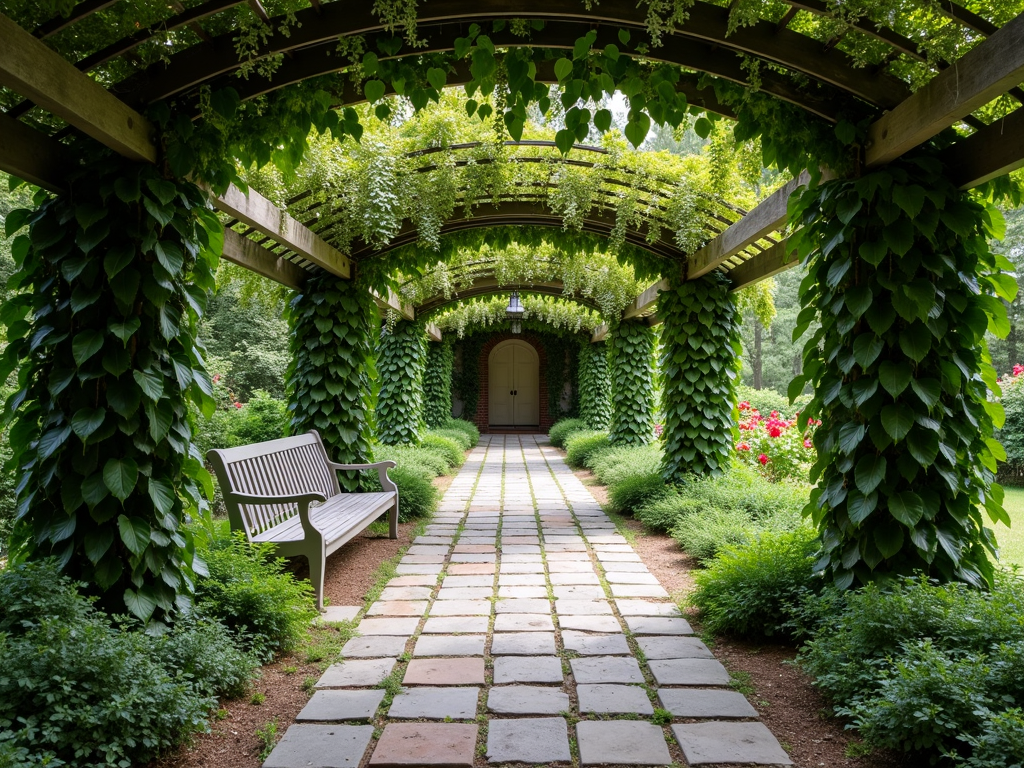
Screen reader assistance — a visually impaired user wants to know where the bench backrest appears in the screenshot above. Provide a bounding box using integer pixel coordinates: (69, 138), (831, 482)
(207, 431), (340, 540)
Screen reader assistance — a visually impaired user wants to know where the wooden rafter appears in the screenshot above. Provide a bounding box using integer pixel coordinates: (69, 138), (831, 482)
(34, 0), (119, 39)
(222, 229), (308, 290)
(866, 11), (1024, 167)
(372, 289), (415, 321)
(426, 323), (443, 342)
(0, 113), (70, 193)
(944, 105), (1024, 188)
(621, 279), (670, 320)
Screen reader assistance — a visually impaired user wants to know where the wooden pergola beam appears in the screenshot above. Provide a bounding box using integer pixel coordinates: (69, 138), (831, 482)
(222, 229), (308, 290)
(866, 11), (1024, 167)
(0, 13), (157, 163)
(426, 323), (442, 342)
(685, 172), (809, 280)
(622, 279), (669, 320)
(213, 185), (351, 279)
(943, 106), (1024, 189)
(372, 289), (415, 321)
(591, 324), (609, 343)
(727, 239), (799, 291)
(0, 113), (70, 193)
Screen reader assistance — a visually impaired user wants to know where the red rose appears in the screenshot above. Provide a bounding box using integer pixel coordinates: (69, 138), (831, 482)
(758, 453), (768, 465)
(234, 402), (242, 409)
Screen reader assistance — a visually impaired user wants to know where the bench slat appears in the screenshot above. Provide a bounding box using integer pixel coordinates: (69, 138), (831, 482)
(251, 492), (396, 544)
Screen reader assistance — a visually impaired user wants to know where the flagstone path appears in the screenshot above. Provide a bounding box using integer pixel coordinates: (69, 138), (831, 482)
(263, 434), (793, 767)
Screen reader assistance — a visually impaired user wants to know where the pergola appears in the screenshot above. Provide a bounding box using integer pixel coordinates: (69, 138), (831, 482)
(1, 0), (1023, 619)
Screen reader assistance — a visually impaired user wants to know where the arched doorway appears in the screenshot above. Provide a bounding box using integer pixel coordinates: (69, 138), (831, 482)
(488, 340), (539, 428)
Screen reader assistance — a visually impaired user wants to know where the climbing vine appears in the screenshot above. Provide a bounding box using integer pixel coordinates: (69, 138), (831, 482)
(453, 335), (486, 420)
(578, 342), (612, 429)
(286, 273), (376, 489)
(0, 158), (220, 625)
(607, 320), (656, 445)
(788, 154), (1013, 589)
(658, 273), (742, 482)
(423, 340), (455, 427)
(375, 320), (427, 444)
(432, 294), (602, 338)
(542, 336), (576, 421)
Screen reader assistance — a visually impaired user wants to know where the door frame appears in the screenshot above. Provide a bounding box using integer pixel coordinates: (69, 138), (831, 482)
(487, 339), (540, 427)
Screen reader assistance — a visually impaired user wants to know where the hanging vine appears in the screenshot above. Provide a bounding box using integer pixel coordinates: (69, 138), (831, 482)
(432, 294), (603, 338)
(607, 319), (657, 445)
(375, 320), (427, 444)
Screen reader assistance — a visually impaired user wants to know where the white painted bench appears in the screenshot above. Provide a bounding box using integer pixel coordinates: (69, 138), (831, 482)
(207, 430), (399, 610)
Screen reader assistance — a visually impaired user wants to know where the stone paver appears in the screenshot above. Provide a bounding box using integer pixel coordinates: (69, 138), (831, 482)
(659, 688), (759, 718)
(263, 725), (374, 768)
(369, 723), (477, 767)
(487, 685), (570, 714)
(570, 656), (644, 684)
(672, 722), (793, 765)
(316, 658), (396, 688)
(321, 605), (362, 623)
(296, 690), (385, 721)
(577, 684), (654, 715)
(493, 655), (564, 683)
(403, 658), (486, 685)
(577, 721), (671, 766)
(486, 718), (571, 763)
(271, 435), (792, 768)
(388, 687), (479, 719)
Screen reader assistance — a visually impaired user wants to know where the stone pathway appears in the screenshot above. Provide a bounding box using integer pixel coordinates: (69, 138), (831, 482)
(263, 435), (792, 767)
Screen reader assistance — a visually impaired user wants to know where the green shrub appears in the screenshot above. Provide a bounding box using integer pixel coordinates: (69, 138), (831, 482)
(388, 463), (438, 520)
(432, 427), (472, 451)
(676, 465), (808, 521)
(608, 472), (671, 514)
(634, 494), (700, 532)
(227, 390), (289, 445)
(564, 430), (611, 469)
(590, 443), (664, 486)
(374, 444), (448, 477)
(690, 528), (820, 637)
(736, 383), (811, 419)
(442, 417), (480, 448)
(195, 533), (319, 662)
(671, 506), (755, 564)
(0, 561), (254, 768)
(422, 432), (466, 468)
(957, 707), (1024, 767)
(0, 432), (14, 558)
(549, 418), (587, 448)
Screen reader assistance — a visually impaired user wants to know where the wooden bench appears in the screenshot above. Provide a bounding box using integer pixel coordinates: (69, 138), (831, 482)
(207, 430), (399, 610)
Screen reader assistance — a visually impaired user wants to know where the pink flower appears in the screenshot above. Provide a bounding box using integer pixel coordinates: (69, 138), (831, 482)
(213, 374), (221, 383)
(234, 402), (242, 409)
(1014, 364), (1024, 377)
(737, 442), (751, 451)
(738, 401), (750, 411)
(768, 425), (782, 438)
(654, 423), (663, 437)
(804, 438), (813, 449)
(758, 453), (769, 466)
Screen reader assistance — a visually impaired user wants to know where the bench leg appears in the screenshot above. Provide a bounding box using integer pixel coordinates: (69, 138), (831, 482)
(309, 549), (326, 612)
(389, 500), (399, 540)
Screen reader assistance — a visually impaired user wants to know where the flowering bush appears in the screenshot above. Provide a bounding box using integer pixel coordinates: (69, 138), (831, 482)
(734, 401), (818, 482)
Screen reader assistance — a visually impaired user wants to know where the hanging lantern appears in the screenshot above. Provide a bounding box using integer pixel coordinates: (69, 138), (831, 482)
(506, 291), (525, 334)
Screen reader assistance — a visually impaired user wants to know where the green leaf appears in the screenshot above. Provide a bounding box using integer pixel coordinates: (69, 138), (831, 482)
(133, 369), (164, 401)
(71, 407), (106, 441)
(594, 108), (612, 133)
(880, 404), (914, 440)
(148, 477), (176, 516)
(426, 67), (447, 91)
(907, 428), (939, 467)
(123, 587), (156, 621)
(910, 377), (941, 408)
(364, 80), (386, 103)
(855, 454), (886, 494)
(84, 527), (115, 565)
(624, 113), (651, 148)
(883, 219), (914, 256)
(838, 421), (866, 455)
(888, 491), (924, 527)
(618, 28), (630, 45)
(694, 117), (712, 139)
(109, 316), (141, 343)
(554, 129), (575, 155)
(874, 521), (904, 558)
(72, 330), (104, 366)
(893, 184), (925, 218)
(847, 490), (878, 524)
(853, 333), (883, 368)
(845, 286), (872, 318)
(899, 322), (931, 362)
(154, 241), (184, 275)
(105, 458), (139, 502)
(554, 57), (574, 81)
(39, 425), (71, 460)
(879, 360), (912, 397)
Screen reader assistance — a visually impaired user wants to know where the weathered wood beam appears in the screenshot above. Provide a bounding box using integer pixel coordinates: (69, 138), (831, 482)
(213, 184), (351, 279)
(943, 106), (1024, 189)
(686, 172), (808, 279)
(0, 113), (70, 193)
(728, 240), (800, 291)
(372, 288), (415, 321)
(222, 229), (307, 290)
(622, 279), (669, 320)
(865, 11), (1024, 167)
(591, 324), (609, 343)
(0, 13), (157, 163)
(426, 323), (442, 342)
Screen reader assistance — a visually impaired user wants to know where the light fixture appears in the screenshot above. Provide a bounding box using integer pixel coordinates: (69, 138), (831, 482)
(506, 291), (525, 334)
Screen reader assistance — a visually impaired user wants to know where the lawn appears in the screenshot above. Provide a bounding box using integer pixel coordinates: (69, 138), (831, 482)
(996, 486), (1024, 568)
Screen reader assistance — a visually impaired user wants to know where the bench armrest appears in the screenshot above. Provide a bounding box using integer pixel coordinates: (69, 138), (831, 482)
(226, 491), (328, 506)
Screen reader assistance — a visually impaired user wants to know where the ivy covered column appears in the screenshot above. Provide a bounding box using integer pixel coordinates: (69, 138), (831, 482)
(790, 157), (1011, 588)
(0, 159), (220, 624)
(658, 274), (742, 482)
(578, 341), (612, 429)
(607, 320), (656, 445)
(376, 320), (427, 444)
(286, 273), (376, 489)
(423, 339), (454, 427)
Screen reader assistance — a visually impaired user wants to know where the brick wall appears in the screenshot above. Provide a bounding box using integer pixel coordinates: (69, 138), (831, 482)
(472, 333), (554, 434)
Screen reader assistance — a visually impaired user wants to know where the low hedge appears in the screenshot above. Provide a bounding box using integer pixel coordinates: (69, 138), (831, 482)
(422, 432), (467, 468)
(564, 430), (611, 469)
(442, 418), (480, 448)
(549, 418), (587, 448)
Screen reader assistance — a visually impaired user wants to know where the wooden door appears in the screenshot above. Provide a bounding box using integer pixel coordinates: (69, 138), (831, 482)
(489, 341), (539, 426)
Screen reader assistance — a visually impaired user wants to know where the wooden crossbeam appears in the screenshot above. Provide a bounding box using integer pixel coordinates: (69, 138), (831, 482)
(866, 11), (1024, 167)
(943, 106), (1024, 188)
(0, 113), (70, 193)
(222, 229), (308, 290)
(426, 323), (442, 342)
(0, 13), (157, 163)
(622, 279), (669, 320)
(686, 172), (808, 279)
(591, 324), (609, 343)
(728, 240), (799, 291)
(213, 184), (351, 279)
(372, 289), (415, 321)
